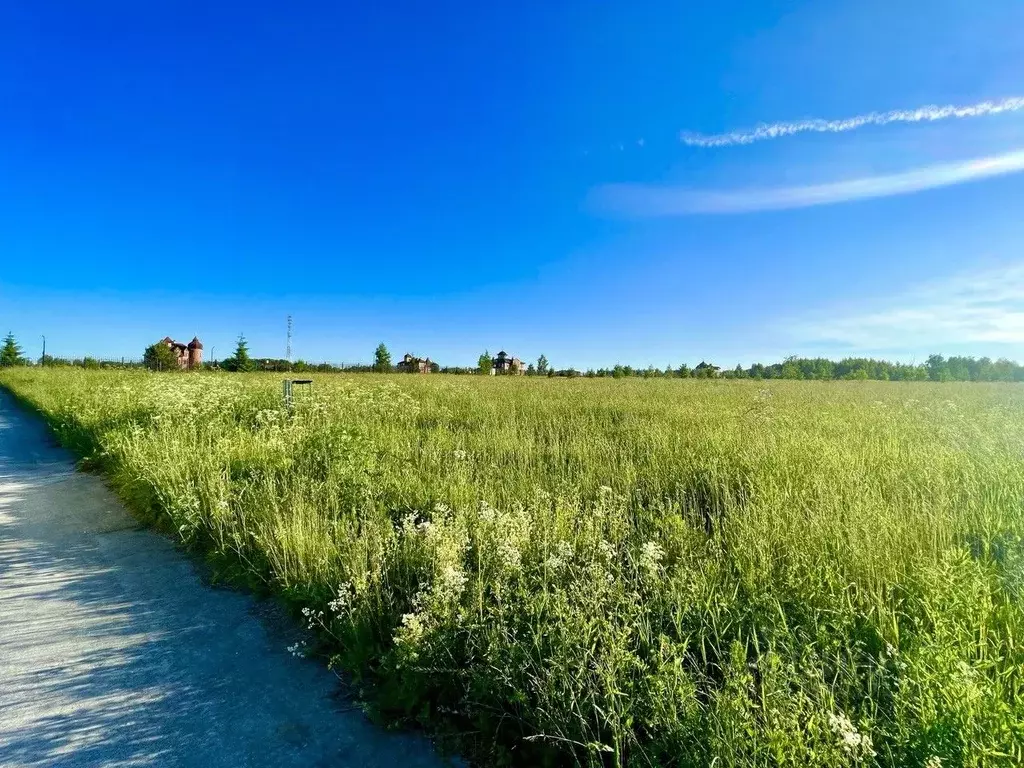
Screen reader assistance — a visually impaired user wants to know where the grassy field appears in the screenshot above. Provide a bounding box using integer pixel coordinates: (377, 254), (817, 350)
(2, 368), (1023, 766)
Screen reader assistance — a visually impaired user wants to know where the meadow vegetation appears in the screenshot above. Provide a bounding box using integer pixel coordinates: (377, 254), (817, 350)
(1, 368), (1022, 766)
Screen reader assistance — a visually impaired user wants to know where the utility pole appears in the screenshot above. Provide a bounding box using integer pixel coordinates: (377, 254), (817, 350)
(41, 335), (46, 366)
(286, 315), (293, 364)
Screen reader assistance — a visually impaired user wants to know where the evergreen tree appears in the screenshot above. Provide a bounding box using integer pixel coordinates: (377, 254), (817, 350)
(536, 354), (549, 375)
(373, 342), (392, 372)
(0, 332), (26, 367)
(223, 334), (254, 372)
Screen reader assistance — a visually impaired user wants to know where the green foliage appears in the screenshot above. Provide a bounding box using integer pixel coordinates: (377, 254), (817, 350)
(0, 332), (26, 367)
(374, 342), (392, 373)
(693, 360), (720, 378)
(222, 334), (254, 372)
(3, 370), (1024, 766)
(477, 350), (492, 375)
(143, 341), (179, 371)
(536, 354), (548, 375)
(587, 355), (1022, 382)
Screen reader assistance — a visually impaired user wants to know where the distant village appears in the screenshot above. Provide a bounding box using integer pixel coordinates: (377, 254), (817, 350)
(3, 330), (1023, 382)
(398, 350), (525, 375)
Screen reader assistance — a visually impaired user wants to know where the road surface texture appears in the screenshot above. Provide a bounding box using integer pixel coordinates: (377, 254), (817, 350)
(0, 390), (453, 768)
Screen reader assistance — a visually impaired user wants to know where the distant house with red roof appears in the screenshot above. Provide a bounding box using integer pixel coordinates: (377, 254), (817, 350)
(161, 336), (203, 370)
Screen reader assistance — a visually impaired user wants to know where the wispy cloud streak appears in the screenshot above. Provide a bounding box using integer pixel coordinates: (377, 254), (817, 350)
(790, 264), (1024, 351)
(592, 149), (1024, 216)
(682, 96), (1024, 148)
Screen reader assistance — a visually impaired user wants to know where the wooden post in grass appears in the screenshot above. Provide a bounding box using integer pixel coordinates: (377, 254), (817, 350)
(283, 379), (312, 416)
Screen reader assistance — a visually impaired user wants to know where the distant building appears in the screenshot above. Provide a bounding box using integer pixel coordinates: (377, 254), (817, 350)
(492, 350), (524, 375)
(397, 352), (433, 373)
(161, 336), (203, 370)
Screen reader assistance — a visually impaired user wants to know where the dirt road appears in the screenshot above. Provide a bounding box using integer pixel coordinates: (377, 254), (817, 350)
(0, 391), (450, 767)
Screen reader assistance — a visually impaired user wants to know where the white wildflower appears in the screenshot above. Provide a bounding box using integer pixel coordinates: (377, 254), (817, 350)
(286, 641), (307, 658)
(545, 541), (574, 572)
(399, 611), (426, 644)
(828, 712), (875, 757)
(453, 449), (467, 460)
(924, 757), (943, 768)
(479, 500), (497, 523)
(328, 582), (354, 614)
(640, 540), (665, 577)
(300, 607), (324, 629)
(497, 541), (522, 573)
(544, 554), (564, 572)
(436, 565), (468, 601)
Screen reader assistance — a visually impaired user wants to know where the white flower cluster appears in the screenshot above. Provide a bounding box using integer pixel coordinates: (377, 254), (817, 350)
(639, 540), (665, 578)
(828, 712), (875, 757)
(545, 540), (574, 572)
(435, 565), (468, 602)
(286, 641), (307, 658)
(301, 606), (325, 630)
(478, 500), (497, 524)
(328, 582), (354, 614)
(400, 610), (427, 643)
(496, 540), (522, 573)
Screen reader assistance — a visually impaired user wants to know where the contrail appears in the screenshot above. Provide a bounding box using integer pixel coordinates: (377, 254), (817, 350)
(682, 96), (1024, 148)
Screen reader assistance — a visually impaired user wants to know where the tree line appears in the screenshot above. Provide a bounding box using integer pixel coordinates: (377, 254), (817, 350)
(569, 355), (1024, 382)
(2, 332), (1024, 382)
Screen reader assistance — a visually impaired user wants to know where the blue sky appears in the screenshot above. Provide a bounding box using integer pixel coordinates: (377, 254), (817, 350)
(3, 0), (1024, 369)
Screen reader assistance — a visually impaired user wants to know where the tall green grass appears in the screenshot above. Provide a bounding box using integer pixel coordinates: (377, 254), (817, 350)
(2, 368), (1023, 766)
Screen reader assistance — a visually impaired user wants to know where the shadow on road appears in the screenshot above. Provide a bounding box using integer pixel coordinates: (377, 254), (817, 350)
(0, 391), (450, 768)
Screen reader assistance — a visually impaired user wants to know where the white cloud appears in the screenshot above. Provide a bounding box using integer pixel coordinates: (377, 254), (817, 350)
(591, 149), (1024, 215)
(682, 96), (1024, 148)
(790, 263), (1024, 352)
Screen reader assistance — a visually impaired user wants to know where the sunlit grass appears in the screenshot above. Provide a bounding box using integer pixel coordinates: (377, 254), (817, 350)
(2, 368), (1023, 766)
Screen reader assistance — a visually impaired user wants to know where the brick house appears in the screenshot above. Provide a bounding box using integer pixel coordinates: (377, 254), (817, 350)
(397, 352), (433, 373)
(161, 336), (203, 370)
